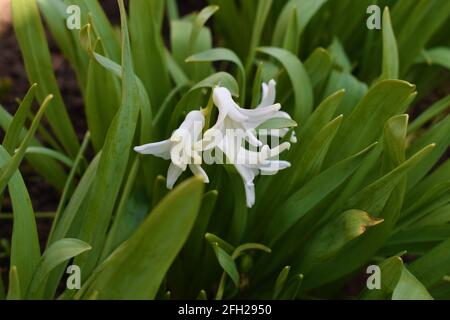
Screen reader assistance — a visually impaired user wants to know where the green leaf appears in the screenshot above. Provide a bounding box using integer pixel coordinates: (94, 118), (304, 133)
(245, 0), (273, 73)
(400, 181), (450, 228)
(50, 132), (91, 243)
(296, 89), (345, 152)
(231, 243), (271, 260)
(171, 19), (212, 80)
(273, 0), (328, 48)
(184, 191), (218, 265)
(192, 71), (239, 97)
(282, 6), (299, 53)
(393, 0), (450, 75)
(418, 47), (450, 71)
(265, 143), (376, 244)
(6, 266), (21, 300)
(328, 38), (352, 72)
(273, 266), (291, 299)
(321, 71), (368, 116)
(167, 0), (179, 20)
(380, 7), (399, 80)
(277, 274), (304, 300)
(211, 242), (240, 287)
(2, 83), (37, 154)
(258, 47), (313, 122)
(406, 115), (450, 189)
(100, 158), (146, 259)
(130, 0), (171, 107)
(304, 48), (333, 91)
(406, 159), (450, 207)
(298, 210), (383, 273)
(42, 153), (100, 299)
(78, 177), (204, 299)
(409, 236), (450, 287)
(0, 105), (67, 190)
(47, 153), (100, 245)
(387, 225), (450, 248)
(361, 256), (404, 300)
(166, 49), (190, 86)
(74, 0), (142, 276)
(346, 143), (434, 218)
(186, 48), (244, 76)
(11, 0), (80, 157)
(205, 233), (235, 255)
(302, 144), (435, 290)
(392, 267), (433, 300)
(291, 115), (343, 187)
(24, 147), (74, 168)
(36, 0), (88, 87)
(0, 95), (52, 196)
(189, 5), (219, 54)
(325, 80), (416, 165)
(168, 72), (239, 131)
(90, 51), (153, 150)
(1, 145), (41, 294)
(196, 290), (207, 300)
(71, 0), (120, 62)
(408, 94), (450, 132)
(85, 41), (120, 151)
(26, 239), (91, 299)
(411, 204), (450, 228)
(186, 48), (245, 103)
(256, 118), (297, 130)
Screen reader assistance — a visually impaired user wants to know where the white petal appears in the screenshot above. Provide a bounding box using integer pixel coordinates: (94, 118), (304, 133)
(268, 142), (291, 158)
(213, 87), (248, 123)
(234, 164), (258, 185)
(170, 139), (187, 169)
(244, 182), (255, 208)
(134, 140), (171, 159)
(290, 131), (298, 143)
(275, 110), (292, 119)
(166, 162), (184, 189)
(246, 130), (263, 147)
(189, 164), (209, 183)
(260, 160), (291, 175)
(257, 79), (276, 109)
(240, 103), (281, 119)
(236, 145), (270, 165)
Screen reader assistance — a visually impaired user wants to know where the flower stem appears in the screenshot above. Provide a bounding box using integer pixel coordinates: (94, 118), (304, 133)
(202, 90), (215, 131)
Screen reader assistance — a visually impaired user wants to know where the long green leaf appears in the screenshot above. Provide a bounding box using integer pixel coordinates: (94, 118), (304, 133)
(0, 95), (52, 195)
(380, 7), (399, 80)
(12, 0), (80, 157)
(2, 83), (37, 154)
(0, 147), (40, 296)
(258, 47), (313, 122)
(265, 143), (376, 244)
(74, 0), (141, 276)
(27, 238), (91, 299)
(78, 177), (204, 299)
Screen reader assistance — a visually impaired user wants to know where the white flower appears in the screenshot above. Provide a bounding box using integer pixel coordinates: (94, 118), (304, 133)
(254, 79), (297, 143)
(233, 143), (291, 207)
(204, 86), (281, 148)
(134, 110), (209, 189)
(203, 85), (292, 208)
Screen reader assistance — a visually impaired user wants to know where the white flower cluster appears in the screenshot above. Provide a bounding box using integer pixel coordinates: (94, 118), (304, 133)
(134, 80), (295, 207)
